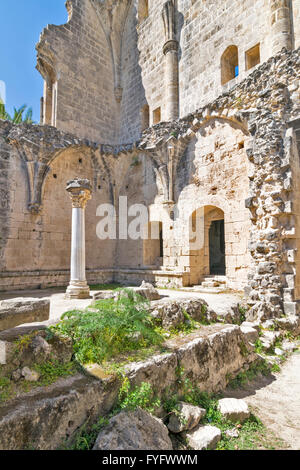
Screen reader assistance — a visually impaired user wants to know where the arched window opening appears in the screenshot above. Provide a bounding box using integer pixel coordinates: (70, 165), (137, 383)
(221, 45), (239, 86)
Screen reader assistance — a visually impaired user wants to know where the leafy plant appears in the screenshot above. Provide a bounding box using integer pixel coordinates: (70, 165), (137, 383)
(118, 378), (161, 414)
(0, 101), (34, 124)
(51, 289), (165, 365)
(67, 417), (109, 451)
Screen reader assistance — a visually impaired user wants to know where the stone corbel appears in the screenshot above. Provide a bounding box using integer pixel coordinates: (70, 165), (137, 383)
(24, 161), (51, 214)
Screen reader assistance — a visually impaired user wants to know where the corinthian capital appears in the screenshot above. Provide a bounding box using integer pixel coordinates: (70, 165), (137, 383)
(66, 178), (92, 209)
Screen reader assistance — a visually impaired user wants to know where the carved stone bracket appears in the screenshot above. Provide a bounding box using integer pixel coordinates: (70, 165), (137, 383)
(25, 161), (51, 214)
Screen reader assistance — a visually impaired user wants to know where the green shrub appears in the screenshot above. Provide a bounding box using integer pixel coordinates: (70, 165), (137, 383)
(51, 289), (164, 365)
(118, 378), (161, 414)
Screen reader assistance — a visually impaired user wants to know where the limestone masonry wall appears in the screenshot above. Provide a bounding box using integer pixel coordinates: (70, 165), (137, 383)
(0, 0), (300, 321)
(36, 0), (300, 143)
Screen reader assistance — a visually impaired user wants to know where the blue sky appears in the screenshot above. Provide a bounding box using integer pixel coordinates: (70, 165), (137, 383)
(0, 1), (67, 122)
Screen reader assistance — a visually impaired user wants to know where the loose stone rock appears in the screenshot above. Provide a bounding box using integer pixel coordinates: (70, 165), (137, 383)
(167, 402), (206, 433)
(218, 398), (250, 423)
(21, 367), (40, 382)
(185, 425), (222, 450)
(93, 408), (172, 450)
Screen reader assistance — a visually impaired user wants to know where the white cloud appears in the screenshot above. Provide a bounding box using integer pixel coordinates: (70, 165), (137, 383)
(0, 81), (6, 104)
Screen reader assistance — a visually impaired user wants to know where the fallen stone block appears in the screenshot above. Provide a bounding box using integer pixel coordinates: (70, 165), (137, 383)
(92, 291), (115, 301)
(240, 326), (259, 344)
(218, 398), (250, 423)
(93, 408), (172, 450)
(185, 425), (221, 450)
(0, 298), (50, 332)
(276, 316), (300, 335)
(167, 402), (206, 434)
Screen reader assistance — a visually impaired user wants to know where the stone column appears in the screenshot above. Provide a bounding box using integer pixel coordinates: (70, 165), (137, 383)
(162, 0), (179, 121)
(65, 178), (92, 299)
(269, 0), (293, 55)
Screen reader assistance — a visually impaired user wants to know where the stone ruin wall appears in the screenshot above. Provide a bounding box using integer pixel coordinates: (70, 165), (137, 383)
(36, 0), (300, 144)
(0, 46), (299, 320)
(37, 0), (119, 143)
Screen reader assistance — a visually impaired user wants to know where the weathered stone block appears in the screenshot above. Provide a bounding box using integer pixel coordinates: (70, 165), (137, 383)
(218, 398), (250, 423)
(0, 298), (50, 332)
(167, 402), (206, 434)
(185, 425), (221, 450)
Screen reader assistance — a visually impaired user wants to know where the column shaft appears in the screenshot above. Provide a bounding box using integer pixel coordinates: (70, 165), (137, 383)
(270, 0), (293, 54)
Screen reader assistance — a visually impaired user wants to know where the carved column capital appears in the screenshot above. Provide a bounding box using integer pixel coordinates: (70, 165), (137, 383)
(66, 178), (92, 209)
(163, 39), (179, 55)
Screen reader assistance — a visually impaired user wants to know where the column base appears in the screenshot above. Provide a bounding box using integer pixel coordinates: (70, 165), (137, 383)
(65, 281), (90, 299)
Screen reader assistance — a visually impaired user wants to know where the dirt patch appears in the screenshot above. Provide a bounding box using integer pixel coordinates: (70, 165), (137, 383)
(224, 352), (300, 450)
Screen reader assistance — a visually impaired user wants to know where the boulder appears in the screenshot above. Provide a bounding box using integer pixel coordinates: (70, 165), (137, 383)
(135, 281), (161, 301)
(114, 282), (161, 303)
(150, 300), (185, 329)
(149, 297), (215, 330)
(167, 402), (206, 434)
(0, 298), (50, 332)
(185, 425), (221, 450)
(218, 398), (250, 423)
(93, 408), (172, 450)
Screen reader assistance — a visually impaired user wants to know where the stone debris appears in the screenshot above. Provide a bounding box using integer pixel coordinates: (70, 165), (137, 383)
(218, 398), (250, 423)
(167, 402), (206, 434)
(149, 297), (216, 330)
(114, 282), (161, 302)
(21, 367), (40, 382)
(281, 341), (298, 353)
(185, 425), (222, 450)
(92, 291), (115, 301)
(225, 428), (240, 439)
(93, 408), (172, 450)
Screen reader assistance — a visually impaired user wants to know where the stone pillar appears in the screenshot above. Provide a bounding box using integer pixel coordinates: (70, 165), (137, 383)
(65, 178), (92, 299)
(270, 0), (293, 54)
(162, 0), (179, 121)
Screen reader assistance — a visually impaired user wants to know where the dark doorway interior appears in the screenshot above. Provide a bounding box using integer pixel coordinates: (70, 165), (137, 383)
(209, 220), (225, 275)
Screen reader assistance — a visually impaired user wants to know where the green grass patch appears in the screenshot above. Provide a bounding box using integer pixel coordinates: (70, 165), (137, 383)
(89, 283), (121, 291)
(33, 360), (77, 386)
(0, 377), (13, 403)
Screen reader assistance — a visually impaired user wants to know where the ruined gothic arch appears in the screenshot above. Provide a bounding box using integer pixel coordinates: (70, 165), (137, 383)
(89, 0), (133, 103)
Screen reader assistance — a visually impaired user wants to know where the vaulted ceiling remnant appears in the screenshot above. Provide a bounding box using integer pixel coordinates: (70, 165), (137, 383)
(90, 0), (132, 104)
